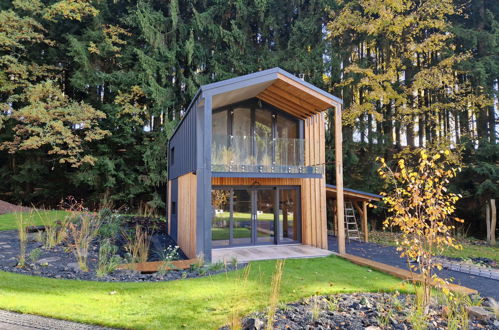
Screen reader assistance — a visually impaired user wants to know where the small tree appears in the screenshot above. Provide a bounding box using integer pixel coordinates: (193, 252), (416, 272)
(378, 148), (463, 311)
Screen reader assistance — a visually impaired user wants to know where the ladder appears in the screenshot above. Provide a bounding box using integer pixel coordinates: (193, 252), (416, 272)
(344, 201), (361, 241)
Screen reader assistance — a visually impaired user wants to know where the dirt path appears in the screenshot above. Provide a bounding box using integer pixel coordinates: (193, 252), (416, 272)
(0, 200), (31, 215)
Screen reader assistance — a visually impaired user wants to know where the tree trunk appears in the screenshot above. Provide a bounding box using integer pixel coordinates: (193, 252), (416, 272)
(486, 201), (491, 242)
(491, 199), (497, 246)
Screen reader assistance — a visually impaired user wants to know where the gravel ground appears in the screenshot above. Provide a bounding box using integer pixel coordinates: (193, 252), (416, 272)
(0, 230), (239, 282)
(0, 310), (111, 330)
(234, 293), (499, 330)
(328, 236), (499, 301)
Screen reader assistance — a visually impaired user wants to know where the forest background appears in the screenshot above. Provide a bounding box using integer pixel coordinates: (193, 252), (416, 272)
(0, 0), (497, 238)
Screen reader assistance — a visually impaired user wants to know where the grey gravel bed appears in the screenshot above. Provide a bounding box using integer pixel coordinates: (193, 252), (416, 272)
(0, 310), (112, 330)
(0, 230), (239, 282)
(230, 293), (499, 330)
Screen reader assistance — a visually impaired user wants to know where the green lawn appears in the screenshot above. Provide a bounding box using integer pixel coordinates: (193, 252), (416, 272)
(214, 211), (278, 222)
(0, 210), (69, 231)
(0, 256), (407, 329)
(370, 230), (499, 263)
(212, 227), (252, 240)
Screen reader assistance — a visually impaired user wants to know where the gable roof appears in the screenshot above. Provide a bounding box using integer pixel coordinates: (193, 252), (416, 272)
(200, 67), (342, 119)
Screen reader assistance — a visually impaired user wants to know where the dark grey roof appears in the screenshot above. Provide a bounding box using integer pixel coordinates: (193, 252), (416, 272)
(200, 67), (343, 105)
(326, 184), (382, 200)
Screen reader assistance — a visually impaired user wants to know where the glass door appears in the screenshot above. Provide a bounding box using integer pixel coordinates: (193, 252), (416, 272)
(255, 189), (275, 244)
(232, 189), (253, 245)
(212, 186), (300, 247)
(278, 188), (299, 243)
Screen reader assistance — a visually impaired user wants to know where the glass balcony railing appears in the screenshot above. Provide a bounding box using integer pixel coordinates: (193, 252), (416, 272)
(211, 134), (323, 174)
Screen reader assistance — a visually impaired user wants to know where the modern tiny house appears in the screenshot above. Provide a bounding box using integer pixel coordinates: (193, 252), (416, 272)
(167, 68), (347, 261)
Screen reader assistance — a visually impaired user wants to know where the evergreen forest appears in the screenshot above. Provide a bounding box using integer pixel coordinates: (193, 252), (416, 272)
(0, 0), (497, 238)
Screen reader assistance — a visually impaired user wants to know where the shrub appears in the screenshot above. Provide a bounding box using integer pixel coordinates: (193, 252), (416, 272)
(28, 248), (42, 263)
(96, 239), (122, 277)
(157, 245), (179, 275)
(15, 212), (31, 268)
(123, 225), (151, 264)
(68, 213), (100, 272)
(98, 209), (122, 240)
(266, 259), (285, 330)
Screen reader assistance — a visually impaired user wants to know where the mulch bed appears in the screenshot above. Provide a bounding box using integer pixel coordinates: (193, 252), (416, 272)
(0, 200), (31, 215)
(0, 215), (240, 282)
(232, 293), (499, 330)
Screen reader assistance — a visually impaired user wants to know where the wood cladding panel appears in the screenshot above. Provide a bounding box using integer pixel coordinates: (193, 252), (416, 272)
(212, 177), (302, 186)
(302, 113), (327, 249)
(177, 173), (197, 258)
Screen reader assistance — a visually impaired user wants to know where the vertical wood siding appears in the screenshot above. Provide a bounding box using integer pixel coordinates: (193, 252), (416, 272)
(302, 113), (327, 249)
(177, 172), (197, 258)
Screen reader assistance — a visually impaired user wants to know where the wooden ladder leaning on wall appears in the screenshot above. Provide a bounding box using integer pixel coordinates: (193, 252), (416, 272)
(344, 201), (361, 241)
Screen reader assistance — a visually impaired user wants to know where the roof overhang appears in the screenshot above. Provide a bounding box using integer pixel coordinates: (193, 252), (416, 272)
(325, 184), (382, 202)
(200, 68), (342, 119)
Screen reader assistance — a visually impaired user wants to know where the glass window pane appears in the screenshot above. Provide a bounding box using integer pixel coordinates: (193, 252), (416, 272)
(255, 108), (272, 166)
(212, 110), (229, 168)
(232, 189), (252, 245)
(212, 189), (231, 247)
(256, 189), (275, 243)
(276, 115), (298, 165)
(212, 110), (228, 137)
(232, 107), (252, 165)
(276, 114), (298, 139)
(279, 189), (298, 243)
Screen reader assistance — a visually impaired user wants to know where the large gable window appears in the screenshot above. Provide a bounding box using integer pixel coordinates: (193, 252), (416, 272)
(211, 98), (301, 172)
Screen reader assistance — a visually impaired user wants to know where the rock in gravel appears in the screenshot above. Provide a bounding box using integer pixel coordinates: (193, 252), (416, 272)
(242, 317), (264, 330)
(360, 297), (372, 309)
(65, 262), (82, 272)
(494, 320), (499, 327)
(364, 326), (381, 330)
(466, 306), (495, 321)
(37, 257), (60, 264)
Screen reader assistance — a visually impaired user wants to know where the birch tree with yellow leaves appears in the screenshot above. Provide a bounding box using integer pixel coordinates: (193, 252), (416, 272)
(378, 148), (463, 311)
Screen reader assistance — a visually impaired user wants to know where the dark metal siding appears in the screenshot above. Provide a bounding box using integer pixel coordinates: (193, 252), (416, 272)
(168, 107), (197, 180)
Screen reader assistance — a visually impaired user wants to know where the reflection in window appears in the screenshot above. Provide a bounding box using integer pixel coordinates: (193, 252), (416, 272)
(255, 108), (273, 165)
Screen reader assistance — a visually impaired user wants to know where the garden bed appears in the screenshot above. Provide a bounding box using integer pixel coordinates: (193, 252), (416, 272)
(0, 211), (240, 282)
(234, 293), (499, 330)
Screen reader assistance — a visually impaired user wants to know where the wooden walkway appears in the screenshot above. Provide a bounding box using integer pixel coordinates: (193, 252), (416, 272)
(339, 253), (478, 295)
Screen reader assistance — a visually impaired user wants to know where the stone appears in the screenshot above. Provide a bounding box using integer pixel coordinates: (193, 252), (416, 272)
(65, 262), (81, 272)
(466, 306), (495, 321)
(360, 297), (372, 309)
(493, 320), (499, 327)
(364, 326), (381, 330)
(243, 317), (265, 330)
(350, 302), (361, 310)
(36, 257), (60, 264)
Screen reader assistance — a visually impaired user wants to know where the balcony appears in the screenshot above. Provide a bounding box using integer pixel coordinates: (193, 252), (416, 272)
(211, 135), (323, 174)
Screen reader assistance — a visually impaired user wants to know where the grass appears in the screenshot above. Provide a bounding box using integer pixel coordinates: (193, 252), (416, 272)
(0, 210), (69, 231)
(370, 230), (499, 263)
(0, 256), (408, 329)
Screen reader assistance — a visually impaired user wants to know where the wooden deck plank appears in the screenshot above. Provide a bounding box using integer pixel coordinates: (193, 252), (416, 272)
(339, 253), (478, 295)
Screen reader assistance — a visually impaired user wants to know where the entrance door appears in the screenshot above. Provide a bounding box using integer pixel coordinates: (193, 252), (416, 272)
(212, 186), (300, 247)
(255, 189), (275, 244)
